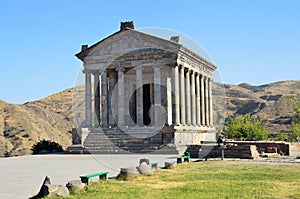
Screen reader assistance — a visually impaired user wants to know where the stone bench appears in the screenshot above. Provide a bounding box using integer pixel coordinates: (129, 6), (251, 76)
(80, 171), (109, 185)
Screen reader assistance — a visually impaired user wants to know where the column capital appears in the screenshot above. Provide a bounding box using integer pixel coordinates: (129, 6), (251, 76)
(152, 64), (160, 69)
(91, 70), (100, 75)
(82, 69), (92, 74)
(115, 66), (125, 72)
(184, 68), (191, 73)
(136, 66), (144, 71)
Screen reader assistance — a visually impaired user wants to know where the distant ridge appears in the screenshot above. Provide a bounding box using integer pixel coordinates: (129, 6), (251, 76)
(0, 80), (299, 157)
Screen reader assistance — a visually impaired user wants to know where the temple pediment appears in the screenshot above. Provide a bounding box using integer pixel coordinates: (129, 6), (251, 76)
(76, 28), (181, 65)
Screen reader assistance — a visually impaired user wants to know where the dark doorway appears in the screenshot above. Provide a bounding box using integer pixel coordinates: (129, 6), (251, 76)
(129, 89), (137, 124)
(143, 84), (151, 125)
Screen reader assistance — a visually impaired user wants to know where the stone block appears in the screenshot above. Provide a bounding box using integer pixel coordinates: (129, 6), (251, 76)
(119, 167), (139, 180)
(165, 161), (177, 169)
(139, 158), (150, 165)
(36, 176), (70, 198)
(137, 162), (153, 175)
(43, 184), (70, 197)
(66, 180), (86, 190)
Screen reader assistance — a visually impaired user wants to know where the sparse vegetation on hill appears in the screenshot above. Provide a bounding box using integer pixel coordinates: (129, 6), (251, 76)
(0, 80), (299, 157)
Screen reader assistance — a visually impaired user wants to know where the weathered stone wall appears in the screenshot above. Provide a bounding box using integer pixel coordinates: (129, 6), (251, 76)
(290, 142), (300, 156)
(187, 144), (259, 159)
(227, 141), (291, 155)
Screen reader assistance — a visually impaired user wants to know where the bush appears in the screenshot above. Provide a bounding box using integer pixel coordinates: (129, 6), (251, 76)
(31, 139), (64, 154)
(275, 133), (288, 141)
(224, 114), (268, 140)
(288, 98), (300, 142)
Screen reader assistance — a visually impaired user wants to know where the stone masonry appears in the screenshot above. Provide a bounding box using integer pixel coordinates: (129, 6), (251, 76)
(67, 21), (218, 154)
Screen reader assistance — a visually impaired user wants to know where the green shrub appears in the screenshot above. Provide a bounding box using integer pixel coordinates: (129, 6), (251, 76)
(224, 114), (268, 140)
(31, 139), (64, 154)
(275, 133), (288, 141)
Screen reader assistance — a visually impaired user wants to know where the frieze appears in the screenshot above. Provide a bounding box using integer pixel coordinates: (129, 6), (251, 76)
(179, 46), (217, 72)
(178, 54), (214, 75)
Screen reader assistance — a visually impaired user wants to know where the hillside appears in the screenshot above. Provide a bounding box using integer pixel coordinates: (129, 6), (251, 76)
(0, 80), (299, 157)
(0, 89), (74, 157)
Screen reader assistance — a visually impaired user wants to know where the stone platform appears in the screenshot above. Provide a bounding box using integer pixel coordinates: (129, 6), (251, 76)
(67, 127), (179, 155)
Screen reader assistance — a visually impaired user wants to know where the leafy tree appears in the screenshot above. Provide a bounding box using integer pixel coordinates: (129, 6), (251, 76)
(224, 114), (268, 140)
(31, 139), (64, 154)
(275, 133), (288, 141)
(288, 97), (300, 142)
(289, 120), (300, 142)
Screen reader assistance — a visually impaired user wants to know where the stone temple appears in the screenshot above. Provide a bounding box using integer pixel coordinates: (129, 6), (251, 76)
(67, 21), (218, 155)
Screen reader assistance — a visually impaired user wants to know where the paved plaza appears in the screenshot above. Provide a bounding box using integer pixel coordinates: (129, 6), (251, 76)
(0, 154), (176, 199)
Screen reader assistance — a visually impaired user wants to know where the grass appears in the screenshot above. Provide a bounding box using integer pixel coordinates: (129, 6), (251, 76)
(50, 161), (300, 199)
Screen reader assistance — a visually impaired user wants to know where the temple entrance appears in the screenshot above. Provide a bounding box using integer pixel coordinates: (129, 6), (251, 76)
(143, 84), (152, 126)
(129, 83), (153, 126)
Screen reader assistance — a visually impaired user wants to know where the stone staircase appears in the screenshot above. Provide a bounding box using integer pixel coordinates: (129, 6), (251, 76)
(67, 127), (178, 154)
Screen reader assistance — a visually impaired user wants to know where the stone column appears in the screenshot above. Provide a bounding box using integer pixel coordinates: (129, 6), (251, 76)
(173, 65), (180, 125)
(196, 73), (201, 126)
(209, 78), (213, 126)
(101, 71), (108, 127)
(136, 67), (143, 126)
(180, 66), (186, 125)
(191, 71), (196, 125)
(85, 70), (92, 128)
(117, 67), (125, 127)
(153, 65), (161, 125)
(93, 70), (100, 128)
(200, 74), (205, 125)
(108, 71), (117, 127)
(205, 76), (209, 126)
(185, 69), (191, 125)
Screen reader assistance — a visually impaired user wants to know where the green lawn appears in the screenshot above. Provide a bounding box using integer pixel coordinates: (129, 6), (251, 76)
(55, 161), (300, 199)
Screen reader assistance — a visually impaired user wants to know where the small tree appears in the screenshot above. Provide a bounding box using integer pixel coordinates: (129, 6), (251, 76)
(288, 98), (300, 142)
(289, 120), (300, 142)
(31, 139), (64, 154)
(224, 114), (268, 140)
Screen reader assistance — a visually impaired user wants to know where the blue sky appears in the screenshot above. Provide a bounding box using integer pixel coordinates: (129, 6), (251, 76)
(0, 0), (299, 104)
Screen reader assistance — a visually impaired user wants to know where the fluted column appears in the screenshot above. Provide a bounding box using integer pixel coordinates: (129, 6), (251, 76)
(191, 71), (196, 125)
(153, 65), (161, 125)
(93, 70), (100, 127)
(196, 73), (201, 126)
(108, 71), (117, 127)
(101, 71), (108, 127)
(117, 67), (125, 127)
(85, 70), (92, 128)
(173, 65), (180, 125)
(180, 66), (186, 125)
(205, 76), (209, 126)
(200, 74), (205, 125)
(209, 78), (213, 126)
(185, 69), (191, 125)
(136, 67), (143, 126)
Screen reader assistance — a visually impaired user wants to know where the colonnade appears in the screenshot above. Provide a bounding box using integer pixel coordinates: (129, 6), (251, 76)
(173, 65), (213, 127)
(83, 64), (213, 128)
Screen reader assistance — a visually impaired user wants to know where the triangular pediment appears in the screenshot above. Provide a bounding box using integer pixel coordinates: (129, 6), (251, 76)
(76, 29), (181, 64)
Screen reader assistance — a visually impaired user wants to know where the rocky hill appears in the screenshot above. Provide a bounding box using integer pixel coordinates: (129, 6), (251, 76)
(213, 80), (300, 134)
(0, 80), (299, 157)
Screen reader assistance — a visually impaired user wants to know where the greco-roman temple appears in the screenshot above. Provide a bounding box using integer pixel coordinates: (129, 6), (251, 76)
(67, 21), (218, 155)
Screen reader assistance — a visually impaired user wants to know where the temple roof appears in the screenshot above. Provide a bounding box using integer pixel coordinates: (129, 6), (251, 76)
(75, 22), (217, 71)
